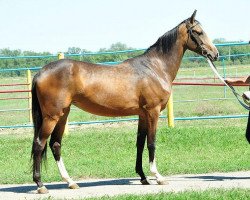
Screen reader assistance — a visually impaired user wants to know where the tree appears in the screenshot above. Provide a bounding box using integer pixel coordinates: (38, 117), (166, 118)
(0, 48), (21, 56)
(213, 38), (226, 44)
(99, 42), (133, 52)
(67, 47), (81, 54)
(110, 42), (130, 51)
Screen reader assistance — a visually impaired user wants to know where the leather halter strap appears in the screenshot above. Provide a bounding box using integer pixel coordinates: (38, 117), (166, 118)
(186, 22), (208, 57)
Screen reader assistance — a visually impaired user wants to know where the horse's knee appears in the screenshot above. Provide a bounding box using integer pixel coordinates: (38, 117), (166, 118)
(50, 141), (61, 161)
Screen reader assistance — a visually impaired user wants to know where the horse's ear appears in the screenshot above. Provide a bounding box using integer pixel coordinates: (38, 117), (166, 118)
(190, 10), (197, 24)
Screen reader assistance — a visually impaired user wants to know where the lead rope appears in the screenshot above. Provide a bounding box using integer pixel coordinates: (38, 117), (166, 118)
(206, 58), (250, 111)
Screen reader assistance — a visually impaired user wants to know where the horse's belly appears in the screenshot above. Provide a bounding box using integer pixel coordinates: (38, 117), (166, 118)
(72, 96), (140, 117)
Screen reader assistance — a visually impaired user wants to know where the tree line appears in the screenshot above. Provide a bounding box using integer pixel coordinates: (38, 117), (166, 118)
(0, 39), (249, 76)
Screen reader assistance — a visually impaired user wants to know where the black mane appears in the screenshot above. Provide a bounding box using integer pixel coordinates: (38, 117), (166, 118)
(147, 27), (178, 54)
(146, 19), (190, 54)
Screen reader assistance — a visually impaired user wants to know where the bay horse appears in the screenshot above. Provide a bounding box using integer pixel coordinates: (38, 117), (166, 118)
(31, 10), (218, 193)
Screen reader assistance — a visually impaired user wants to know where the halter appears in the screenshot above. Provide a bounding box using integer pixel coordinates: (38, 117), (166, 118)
(185, 21), (208, 57)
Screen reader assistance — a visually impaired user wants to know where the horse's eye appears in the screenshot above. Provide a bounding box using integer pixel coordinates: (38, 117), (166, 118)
(193, 30), (203, 35)
(197, 31), (203, 36)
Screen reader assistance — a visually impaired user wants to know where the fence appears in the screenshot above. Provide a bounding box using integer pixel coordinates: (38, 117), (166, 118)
(0, 42), (249, 129)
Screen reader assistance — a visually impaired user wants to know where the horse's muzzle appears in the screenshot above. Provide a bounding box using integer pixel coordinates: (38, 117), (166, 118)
(201, 47), (219, 61)
(207, 52), (219, 61)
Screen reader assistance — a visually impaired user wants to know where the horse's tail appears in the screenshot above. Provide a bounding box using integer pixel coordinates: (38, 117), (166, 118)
(31, 75), (47, 163)
(246, 111), (250, 144)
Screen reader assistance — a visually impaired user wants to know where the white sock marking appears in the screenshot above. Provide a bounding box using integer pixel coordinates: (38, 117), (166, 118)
(150, 159), (164, 181)
(56, 157), (75, 186)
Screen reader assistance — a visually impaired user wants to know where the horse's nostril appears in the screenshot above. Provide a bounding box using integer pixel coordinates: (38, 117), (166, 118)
(215, 53), (219, 60)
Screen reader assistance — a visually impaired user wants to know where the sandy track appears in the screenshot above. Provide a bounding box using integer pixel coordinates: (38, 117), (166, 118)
(0, 171), (249, 200)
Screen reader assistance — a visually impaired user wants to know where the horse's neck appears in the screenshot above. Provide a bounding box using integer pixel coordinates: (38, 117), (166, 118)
(143, 40), (186, 82)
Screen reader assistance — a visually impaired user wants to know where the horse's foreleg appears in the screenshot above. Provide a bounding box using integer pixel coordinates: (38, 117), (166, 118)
(148, 144), (167, 185)
(49, 108), (79, 189)
(146, 108), (168, 185)
(135, 116), (149, 184)
(149, 157), (167, 185)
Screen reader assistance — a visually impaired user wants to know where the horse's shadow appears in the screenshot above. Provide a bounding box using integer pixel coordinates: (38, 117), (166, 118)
(1, 175), (249, 194)
(0, 178), (139, 194)
(184, 175), (250, 182)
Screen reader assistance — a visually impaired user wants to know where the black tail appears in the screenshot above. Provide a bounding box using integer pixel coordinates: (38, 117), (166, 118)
(246, 111), (250, 144)
(31, 75), (47, 163)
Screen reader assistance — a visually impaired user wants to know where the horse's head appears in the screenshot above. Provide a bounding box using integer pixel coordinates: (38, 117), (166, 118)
(182, 10), (219, 61)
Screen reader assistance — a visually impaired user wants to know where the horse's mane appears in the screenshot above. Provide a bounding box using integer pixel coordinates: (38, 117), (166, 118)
(146, 19), (194, 54)
(146, 27), (178, 54)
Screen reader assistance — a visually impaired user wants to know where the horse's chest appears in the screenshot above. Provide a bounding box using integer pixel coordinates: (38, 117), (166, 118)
(142, 89), (170, 111)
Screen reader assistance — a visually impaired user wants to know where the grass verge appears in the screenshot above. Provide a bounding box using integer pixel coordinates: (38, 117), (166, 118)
(83, 189), (250, 200)
(0, 119), (249, 184)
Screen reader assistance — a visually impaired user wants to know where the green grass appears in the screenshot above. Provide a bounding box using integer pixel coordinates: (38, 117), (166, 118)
(82, 189), (250, 200)
(0, 119), (249, 184)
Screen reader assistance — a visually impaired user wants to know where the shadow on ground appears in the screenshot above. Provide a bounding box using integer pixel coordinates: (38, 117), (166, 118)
(0, 178), (139, 194)
(185, 175), (250, 181)
(1, 174), (249, 194)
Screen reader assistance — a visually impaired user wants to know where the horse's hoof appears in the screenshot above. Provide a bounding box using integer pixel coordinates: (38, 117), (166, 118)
(140, 178), (153, 185)
(69, 183), (80, 189)
(156, 178), (168, 185)
(37, 186), (49, 194)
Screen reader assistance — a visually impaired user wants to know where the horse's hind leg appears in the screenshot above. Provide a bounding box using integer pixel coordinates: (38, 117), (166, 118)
(33, 117), (58, 194)
(49, 107), (79, 189)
